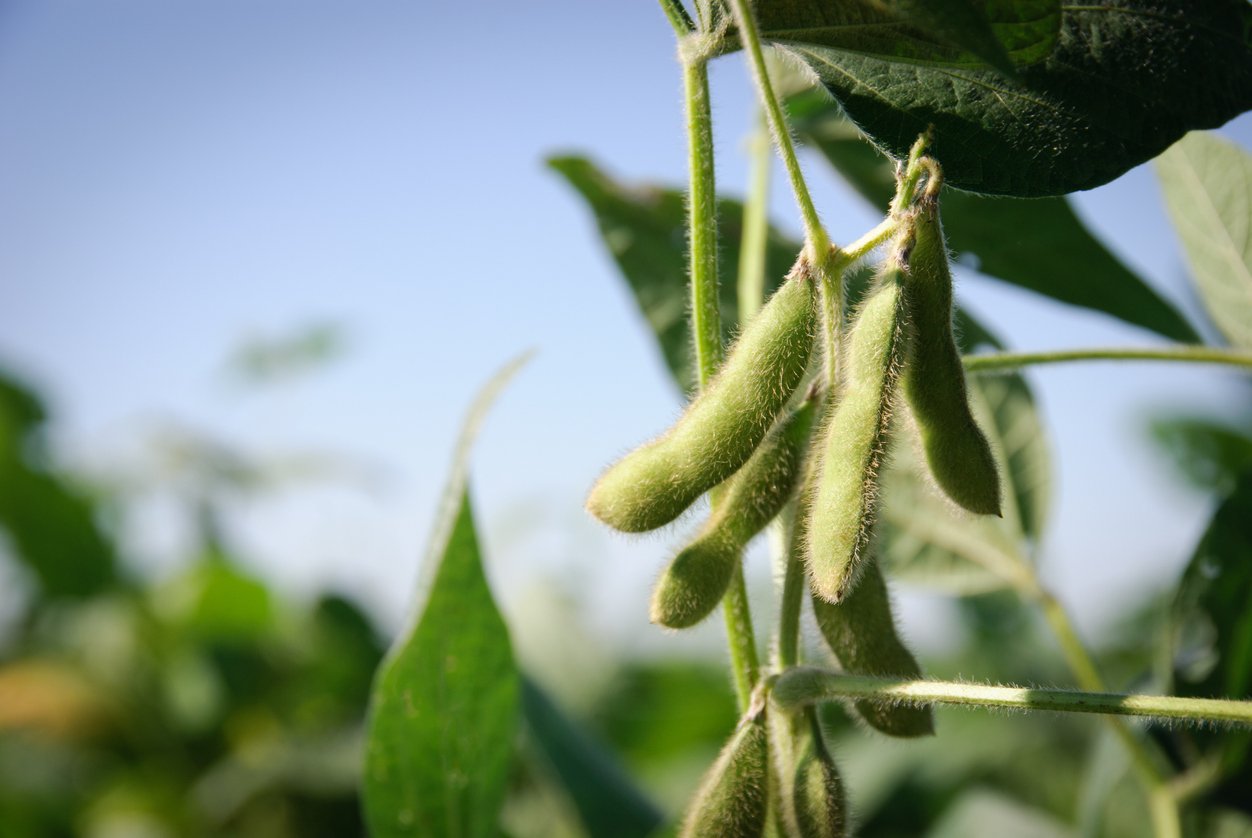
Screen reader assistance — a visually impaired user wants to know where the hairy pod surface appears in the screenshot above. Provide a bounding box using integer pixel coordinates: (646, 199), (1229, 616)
(806, 260), (908, 602)
(811, 559), (935, 738)
(587, 269), (817, 533)
(902, 201), (1002, 516)
(651, 400), (817, 628)
(792, 713), (848, 838)
(679, 718), (769, 838)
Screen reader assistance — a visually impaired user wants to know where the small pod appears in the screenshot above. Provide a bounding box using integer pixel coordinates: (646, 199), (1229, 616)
(810, 558), (934, 738)
(792, 711), (848, 838)
(587, 267), (817, 533)
(679, 718), (769, 838)
(651, 399), (817, 628)
(901, 198), (1002, 516)
(806, 257), (909, 602)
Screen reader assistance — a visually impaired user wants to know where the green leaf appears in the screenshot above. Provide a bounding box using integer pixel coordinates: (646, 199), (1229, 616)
(776, 1), (1252, 196)
(548, 155), (800, 392)
(1149, 415), (1252, 494)
(928, 789), (1072, 838)
(747, 0), (1059, 75)
(877, 318), (1050, 594)
(1167, 472), (1252, 814)
(789, 94), (1201, 342)
(521, 675), (664, 838)
(1157, 131), (1252, 348)
(363, 354), (530, 838)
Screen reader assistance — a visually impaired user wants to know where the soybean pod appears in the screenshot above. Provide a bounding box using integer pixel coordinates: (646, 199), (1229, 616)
(806, 255), (909, 603)
(810, 558), (934, 738)
(678, 717), (769, 838)
(792, 710), (848, 838)
(651, 398), (817, 628)
(901, 197), (1002, 516)
(587, 264), (817, 533)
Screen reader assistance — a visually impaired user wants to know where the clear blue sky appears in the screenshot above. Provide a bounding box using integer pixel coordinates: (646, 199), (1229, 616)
(1, 2), (1249, 662)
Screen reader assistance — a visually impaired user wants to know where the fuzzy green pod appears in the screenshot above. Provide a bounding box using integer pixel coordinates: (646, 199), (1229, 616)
(679, 719), (769, 838)
(651, 399), (817, 628)
(806, 259), (908, 602)
(587, 269), (817, 533)
(902, 200), (1002, 516)
(810, 559), (934, 738)
(792, 712), (847, 838)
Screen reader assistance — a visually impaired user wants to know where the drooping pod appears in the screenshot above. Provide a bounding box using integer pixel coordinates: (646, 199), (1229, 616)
(806, 253), (909, 602)
(900, 196), (1001, 516)
(810, 558), (934, 738)
(678, 717), (769, 838)
(651, 398), (817, 628)
(792, 711), (848, 838)
(587, 264), (817, 533)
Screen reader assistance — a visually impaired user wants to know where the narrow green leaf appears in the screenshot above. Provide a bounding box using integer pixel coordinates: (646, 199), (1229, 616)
(777, 1), (1252, 196)
(1157, 131), (1252, 348)
(363, 354), (530, 838)
(521, 675), (664, 838)
(746, 0), (1059, 74)
(548, 155), (799, 392)
(790, 94), (1200, 342)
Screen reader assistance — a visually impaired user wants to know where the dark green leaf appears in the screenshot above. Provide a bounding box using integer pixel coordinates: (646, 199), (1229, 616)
(1150, 416), (1252, 494)
(363, 355), (529, 838)
(548, 155), (800, 392)
(789, 93), (1200, 341)
(521, 675), (664, 838)
(776, 1), (1252, 196)
(749, 0), (1059, 75)
(1157, 131), (1252, 348)
(1168, 472), (1252, 813)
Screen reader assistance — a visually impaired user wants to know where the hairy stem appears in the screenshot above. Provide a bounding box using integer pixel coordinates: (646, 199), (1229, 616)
(658, 0), (694, 34)
(681, 48), (760, 714)
(964, 346), (1252, 373)
(725, 0), (828, 257)
(772, 669), (1252, 726)
(737, 110), (772, 325)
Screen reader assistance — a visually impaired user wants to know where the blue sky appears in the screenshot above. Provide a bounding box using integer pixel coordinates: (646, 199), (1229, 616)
(1, 2), (1249, 662)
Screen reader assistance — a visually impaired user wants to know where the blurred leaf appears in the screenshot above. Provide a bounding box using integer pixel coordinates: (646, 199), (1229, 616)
(928, 788), (1072, 838)
(1157, 131), (1252, 348)
(775, 1), (1252, 196)
(789, 93), (1200, 342)
(1149, 416), (1252, 494)
(227, 321), (346, 384)
(158, 556), (275, 643)
(747, 0), (1058, 75)
(878, 317), (1050, 594)
(0, 660), (114, 741)
(548, 155), (800, 392)
(1169, 473), (1252, 813)
(1076, 728), (1134, 838)
(363, 355), (529, 838)
(521, 675), (664, 838)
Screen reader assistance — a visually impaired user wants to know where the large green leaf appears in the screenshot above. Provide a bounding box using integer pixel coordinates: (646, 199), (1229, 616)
(748, 0), (1059, 75)
(1157, 131), (1252, 348)
(1150, 415), (1252, 495)
(789, 93), (1201, 342)
(521, 676), (663, 838)
(363, 355), (529, 838)
(548, 155), (800, 392)
(1167, 472), (1252, 814)
(775, 1), (1252, 196)
(877, 319), (1050, 594)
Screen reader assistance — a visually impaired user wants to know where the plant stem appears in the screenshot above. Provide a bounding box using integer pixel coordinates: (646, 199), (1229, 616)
(964, 346), (1252, 373)
(681, 48), (760, 714)
(771, 669), (1252, 726)
(775, 505), (806, 670)
(737, 110), (771, 325)
(657, 0), (695, 34)
(684, 56), (723, 386)
(725, 0), (829, 257)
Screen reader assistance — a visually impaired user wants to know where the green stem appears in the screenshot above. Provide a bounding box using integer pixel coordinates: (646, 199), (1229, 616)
(775, 505), (805, 670)
(725, 0), (829, 257)
(772, 669), (1252, 726)
(829, 215), (900, 272)
(681, 48), (760, 714)
(658, 0), (695, 34)
(964, 346), (1252, 373)
(737, 109), (771, 325)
